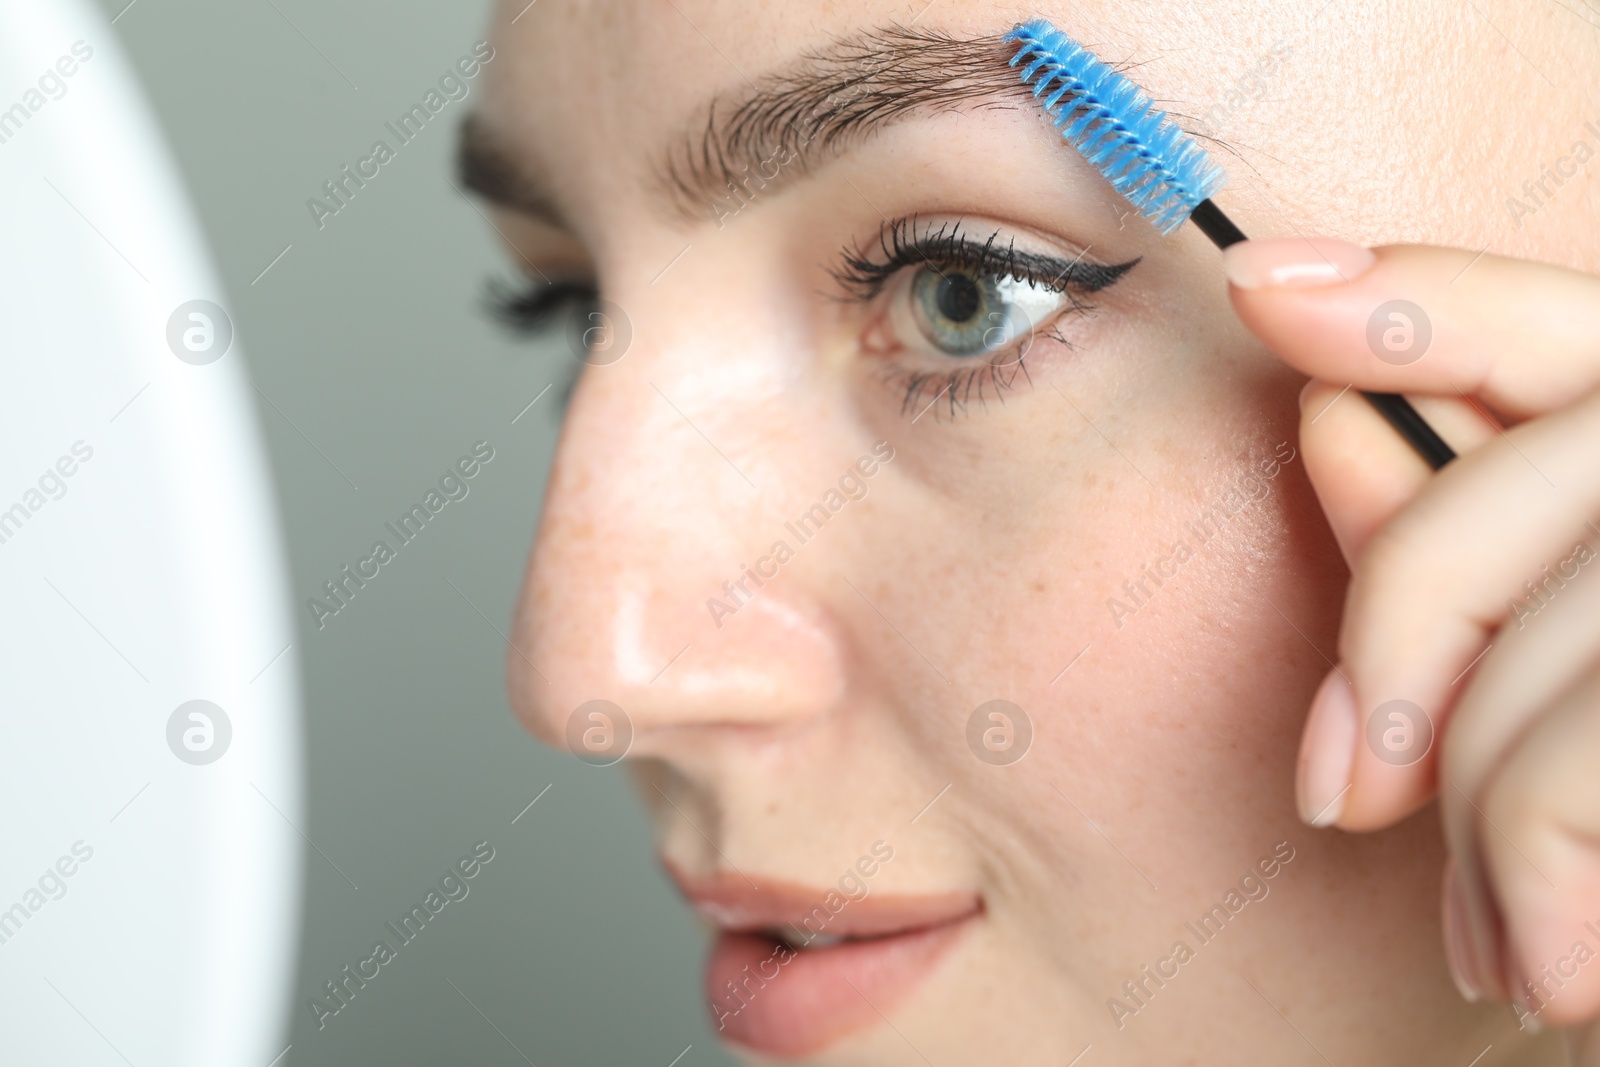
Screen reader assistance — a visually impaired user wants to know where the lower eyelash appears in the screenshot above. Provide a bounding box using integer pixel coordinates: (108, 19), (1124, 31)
(890, 322), (1071, 421)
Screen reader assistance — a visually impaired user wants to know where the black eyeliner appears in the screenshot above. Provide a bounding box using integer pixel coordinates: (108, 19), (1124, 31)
(833, 216), (1139, 301)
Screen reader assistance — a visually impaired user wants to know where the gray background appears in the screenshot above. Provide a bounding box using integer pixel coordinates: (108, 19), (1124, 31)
(93, 0), (735, 1063)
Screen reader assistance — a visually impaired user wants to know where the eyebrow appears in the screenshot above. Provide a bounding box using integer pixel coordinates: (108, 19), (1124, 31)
(457, 26), (1045, 228)
(456, 112), (567, 226)
(662, 27), (1028, 220)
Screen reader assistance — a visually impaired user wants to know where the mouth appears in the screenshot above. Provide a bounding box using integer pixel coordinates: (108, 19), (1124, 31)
(662, 858), (983, 1058)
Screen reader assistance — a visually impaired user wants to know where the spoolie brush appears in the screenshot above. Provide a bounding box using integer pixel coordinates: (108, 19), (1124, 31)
(1004, 19), (1455, 470)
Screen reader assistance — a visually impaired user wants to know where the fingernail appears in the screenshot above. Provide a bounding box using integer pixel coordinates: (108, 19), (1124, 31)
(1223, 237), (1377, 291)
(1441, 858), (1485, 1002)
(1297, 379), (1317, 413)
(1296, 667), (1357, 827)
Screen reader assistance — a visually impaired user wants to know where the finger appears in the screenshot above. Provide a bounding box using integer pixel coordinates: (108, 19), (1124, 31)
(1475, 664), (1600, 1030)
(1299, 380), (1499, 567)
(1298, 387), (1600, 833)
(1292, 381), (1496, 827)
(1227, 240), (1600, 421)
(1440, 545), (1600, 1009)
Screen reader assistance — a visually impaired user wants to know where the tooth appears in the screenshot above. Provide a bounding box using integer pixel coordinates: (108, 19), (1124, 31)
(799, 934), (843, 949)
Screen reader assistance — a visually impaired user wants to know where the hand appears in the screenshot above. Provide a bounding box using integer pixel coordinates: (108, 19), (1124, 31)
(1224, 236), (1600, 1056)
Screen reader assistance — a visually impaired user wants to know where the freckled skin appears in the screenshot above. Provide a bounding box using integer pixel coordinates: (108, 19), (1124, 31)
(480, 1), (1592, 1063)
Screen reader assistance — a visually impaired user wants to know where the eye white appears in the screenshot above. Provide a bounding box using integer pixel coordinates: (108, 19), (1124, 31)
(888, 268), (1070, 360)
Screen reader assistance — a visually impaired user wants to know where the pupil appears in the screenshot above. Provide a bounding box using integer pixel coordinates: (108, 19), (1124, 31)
(934, 273), (981, 323)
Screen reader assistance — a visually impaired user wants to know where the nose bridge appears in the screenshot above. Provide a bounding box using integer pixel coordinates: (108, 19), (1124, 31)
(509, 282), (851, 754)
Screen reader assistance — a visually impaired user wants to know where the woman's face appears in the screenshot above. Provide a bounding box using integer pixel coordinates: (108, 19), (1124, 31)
(474, 1), (1590, 1062)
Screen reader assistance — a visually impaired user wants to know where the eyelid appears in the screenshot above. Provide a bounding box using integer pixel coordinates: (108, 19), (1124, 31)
(831, 215), (1136, 301)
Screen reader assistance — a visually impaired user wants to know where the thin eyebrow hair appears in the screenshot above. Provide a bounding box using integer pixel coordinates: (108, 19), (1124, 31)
(663, 26), (1028, 221)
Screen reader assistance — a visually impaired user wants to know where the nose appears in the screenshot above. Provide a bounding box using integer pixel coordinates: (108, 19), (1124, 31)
(507, 274), (853, 759)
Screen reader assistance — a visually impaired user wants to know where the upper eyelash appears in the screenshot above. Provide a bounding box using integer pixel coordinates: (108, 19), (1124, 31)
(830, 215), (1138, 302)
(482, 275), (594, 412)
(484, 274), (597, 334)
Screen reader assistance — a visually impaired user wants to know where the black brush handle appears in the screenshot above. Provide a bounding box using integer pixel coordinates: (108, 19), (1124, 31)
(1358, 391), (1456, 470)
(1189, 198), (1456, 471)
(1191, 199), (1247, 249)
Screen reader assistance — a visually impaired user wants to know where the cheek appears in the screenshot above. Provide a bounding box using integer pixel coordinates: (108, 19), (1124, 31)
(866, 391), (1343, 830)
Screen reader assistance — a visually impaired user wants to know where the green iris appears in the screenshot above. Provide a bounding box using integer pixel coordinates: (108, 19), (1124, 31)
(908, 267), (1051, 358)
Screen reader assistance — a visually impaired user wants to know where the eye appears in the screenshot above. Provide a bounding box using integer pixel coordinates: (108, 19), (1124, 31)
(836, 217), (1138, 366)
(895, 265), (1079, 359)
(833, 218), (1139, 419)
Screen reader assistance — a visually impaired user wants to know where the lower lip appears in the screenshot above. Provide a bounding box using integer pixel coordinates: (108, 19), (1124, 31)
(703, 916), (972, 1057)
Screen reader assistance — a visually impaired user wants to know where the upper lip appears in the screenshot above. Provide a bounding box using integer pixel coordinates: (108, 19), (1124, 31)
(661, 857), (983, 939)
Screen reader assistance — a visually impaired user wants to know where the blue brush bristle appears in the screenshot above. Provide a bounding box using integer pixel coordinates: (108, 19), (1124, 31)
(1005, 20), (1226, 235)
